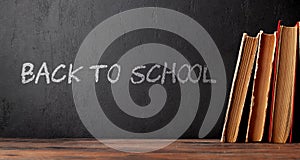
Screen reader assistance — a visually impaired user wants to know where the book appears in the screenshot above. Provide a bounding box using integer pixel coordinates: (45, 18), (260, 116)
(268, 23), (298, 143)
(246, 32), (276, 142)
(221, 32), (261, 143)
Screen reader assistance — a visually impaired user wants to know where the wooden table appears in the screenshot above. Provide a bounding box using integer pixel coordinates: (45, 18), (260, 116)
(0, 138), (300, 159)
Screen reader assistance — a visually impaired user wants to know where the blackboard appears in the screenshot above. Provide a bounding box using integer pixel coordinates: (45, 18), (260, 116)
(0, 0), (299, 138)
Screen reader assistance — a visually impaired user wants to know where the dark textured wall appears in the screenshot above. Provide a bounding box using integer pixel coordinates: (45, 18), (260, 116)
(0, 0), (299, 138)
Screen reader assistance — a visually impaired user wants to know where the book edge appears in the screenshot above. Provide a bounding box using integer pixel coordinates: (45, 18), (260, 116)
(221, 33), (247, 142)
(245, 31), (263, 142)
(246, 31), (276, 142)
(268, 20), (282, 142)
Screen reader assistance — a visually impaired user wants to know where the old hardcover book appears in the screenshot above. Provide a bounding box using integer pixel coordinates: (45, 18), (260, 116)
(269, 24), (298, 143)
(246, 32), (276, 142)
(221, 32), (261, 143)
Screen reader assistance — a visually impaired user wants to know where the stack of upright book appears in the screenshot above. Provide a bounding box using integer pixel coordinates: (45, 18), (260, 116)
(221, 21), (299, 143)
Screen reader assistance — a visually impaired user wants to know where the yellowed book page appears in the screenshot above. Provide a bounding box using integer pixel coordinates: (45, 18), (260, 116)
(272, 26), (297, 143)
(221, 34), (246, 142)
(246, 32), (276, 142)
(222, 32), (260, 143)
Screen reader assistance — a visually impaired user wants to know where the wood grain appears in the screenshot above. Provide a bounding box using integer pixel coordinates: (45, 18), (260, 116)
(0, 138), (300, 159)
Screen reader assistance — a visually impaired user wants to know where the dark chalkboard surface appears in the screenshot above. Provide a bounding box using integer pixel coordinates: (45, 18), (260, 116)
(0, 0), (299, 138)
